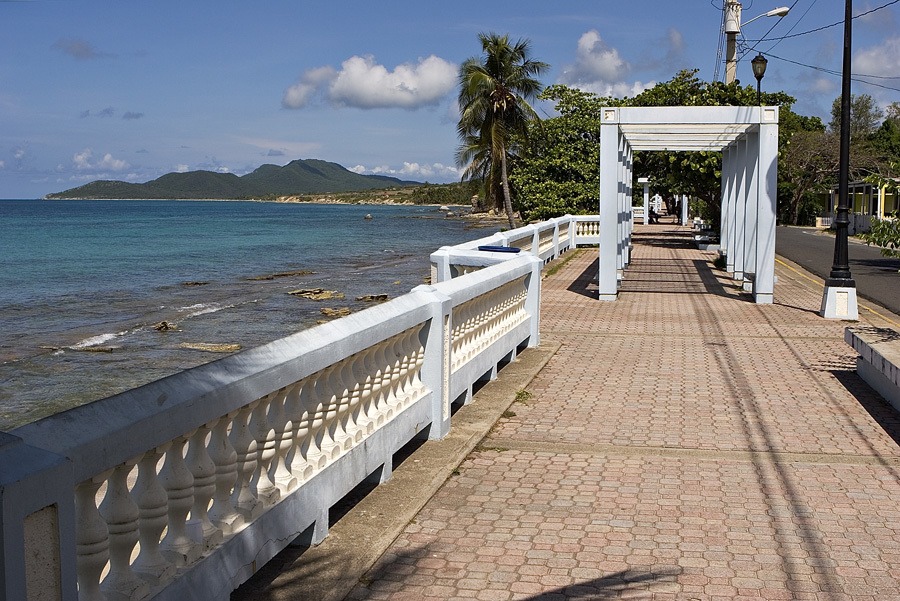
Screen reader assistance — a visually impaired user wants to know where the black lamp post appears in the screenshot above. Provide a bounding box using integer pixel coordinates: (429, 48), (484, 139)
(751, 53), (767, 105)
(827, 0), (856, 288)
(821, 0), (857, 319)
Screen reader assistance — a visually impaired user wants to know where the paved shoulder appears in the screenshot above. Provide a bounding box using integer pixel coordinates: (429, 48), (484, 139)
(776, 225), (900, 315)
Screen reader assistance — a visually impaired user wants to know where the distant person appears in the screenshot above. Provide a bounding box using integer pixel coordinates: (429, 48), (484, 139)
(648, 208), (660, 224)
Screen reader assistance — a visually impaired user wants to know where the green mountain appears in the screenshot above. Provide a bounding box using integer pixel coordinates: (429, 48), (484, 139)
(45, 159), (420, 200)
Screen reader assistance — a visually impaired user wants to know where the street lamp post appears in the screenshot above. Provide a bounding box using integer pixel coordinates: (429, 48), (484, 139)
(821, 0), (859, 320)
(751, 54), (767, 104)
(724, 1), (790, 84)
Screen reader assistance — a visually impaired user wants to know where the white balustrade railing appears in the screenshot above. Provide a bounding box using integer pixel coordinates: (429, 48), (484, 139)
(2, 244), (547, 600)
(431, 215), (599, 282)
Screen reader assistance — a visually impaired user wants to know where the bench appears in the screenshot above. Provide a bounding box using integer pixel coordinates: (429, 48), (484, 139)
(845, 326), (900, 411)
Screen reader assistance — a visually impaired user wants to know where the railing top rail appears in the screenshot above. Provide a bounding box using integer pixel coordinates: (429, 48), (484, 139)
(428, 254), (539, 307)
(12, 290), (437, 482)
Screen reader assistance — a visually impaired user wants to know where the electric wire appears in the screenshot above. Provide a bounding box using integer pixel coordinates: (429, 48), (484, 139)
(742, 0), (900, 43)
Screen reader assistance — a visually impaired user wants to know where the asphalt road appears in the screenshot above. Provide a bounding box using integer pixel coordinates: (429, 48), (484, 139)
(775, 226), (900, 315)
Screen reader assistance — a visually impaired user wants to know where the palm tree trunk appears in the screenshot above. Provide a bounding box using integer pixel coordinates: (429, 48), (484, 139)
(499, 145), (515, 229)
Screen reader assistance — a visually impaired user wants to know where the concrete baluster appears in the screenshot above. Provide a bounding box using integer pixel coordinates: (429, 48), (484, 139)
(272, 383), (299, 492)
(99, 460), (149, 601)
(315, 365), (342, 461)
(75, 474), (111, 601)
(347, 351), (372, 439)
(207, 412), (244, 535)
(160, 433), (200, 567)
(374, 338), (396, 420)
(132, 445), (175, 585)
(286, 379), (315, 481)
(187, 424), (223, 549)
(250, 393), (281, 506)
(230, 402), (262, 521)
(358, 346), (380, 432)
(303, 376), (329, 472)
(386, 334), (408, 411)
(331, 359), (355, 451)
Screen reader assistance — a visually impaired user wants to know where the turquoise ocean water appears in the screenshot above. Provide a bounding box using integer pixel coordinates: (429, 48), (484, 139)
(0, 199), (493, 429)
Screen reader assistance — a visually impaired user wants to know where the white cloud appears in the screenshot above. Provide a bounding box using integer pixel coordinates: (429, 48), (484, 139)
(0, 160), (5, 169)
(282, 66), (337, 109)
(238, 136), (320, 157)
(854, 36), (900, 78)
(175, 164), (189, 173)
(352, 161), (461, 181)
(559, 30), (652, 99)
(283, 55), (457, 110)
(563, 30), (629, 83)
(52, 38), (114, 60)
(72, 148), (129, 172)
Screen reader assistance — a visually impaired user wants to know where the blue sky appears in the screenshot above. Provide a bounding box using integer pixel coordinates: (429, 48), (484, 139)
(2, 0), (898, 199)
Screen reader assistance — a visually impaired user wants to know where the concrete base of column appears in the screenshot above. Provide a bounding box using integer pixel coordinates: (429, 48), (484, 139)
(820, 286), (859, 320)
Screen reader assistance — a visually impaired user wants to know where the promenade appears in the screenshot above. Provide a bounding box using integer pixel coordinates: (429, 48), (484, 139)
(237, 221), (900, 600)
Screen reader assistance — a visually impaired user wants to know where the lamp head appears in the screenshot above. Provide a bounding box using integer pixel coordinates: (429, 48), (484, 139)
(751, 53), (768, 81)
(766, 6), (791, 18)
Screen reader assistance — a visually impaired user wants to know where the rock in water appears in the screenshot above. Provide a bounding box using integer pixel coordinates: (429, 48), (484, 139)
(356, 294), (389, 302)
(320, 307), (351, 317)
(288, 288), (345, 301)
(179, 342), (241, 353)
(364, 214), (373, 220)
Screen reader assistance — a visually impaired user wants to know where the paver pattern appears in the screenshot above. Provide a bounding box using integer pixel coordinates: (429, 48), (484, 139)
(346, 223), (900, 600)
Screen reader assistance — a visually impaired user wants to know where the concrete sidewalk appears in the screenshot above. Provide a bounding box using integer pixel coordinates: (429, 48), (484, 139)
(237, 223), (900, 601)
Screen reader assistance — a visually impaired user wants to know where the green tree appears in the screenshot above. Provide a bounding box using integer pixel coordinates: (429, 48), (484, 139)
(511, 85), (611, 221)
(457, 32), (548, 228)
(829, 93), (884, 138)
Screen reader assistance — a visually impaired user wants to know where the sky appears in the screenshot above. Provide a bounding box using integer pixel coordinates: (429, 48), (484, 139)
(1, 0), (899, 199)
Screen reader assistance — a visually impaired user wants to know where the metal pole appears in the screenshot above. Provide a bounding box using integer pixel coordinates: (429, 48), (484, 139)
(756, 79), (761, 105)
(826, 0), (855, 288)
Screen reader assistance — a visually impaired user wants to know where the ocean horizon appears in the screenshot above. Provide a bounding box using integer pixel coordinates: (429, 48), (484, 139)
(0, 199), (496, 429)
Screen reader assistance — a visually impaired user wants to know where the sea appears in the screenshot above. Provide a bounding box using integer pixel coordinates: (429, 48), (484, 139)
(0, 199), (495, 430)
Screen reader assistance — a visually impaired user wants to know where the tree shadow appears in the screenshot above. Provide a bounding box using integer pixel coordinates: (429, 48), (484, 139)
(355, 543), (681, 600)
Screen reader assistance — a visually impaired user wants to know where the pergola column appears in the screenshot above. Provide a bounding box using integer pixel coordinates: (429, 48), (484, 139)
(720, 145), (735, 264)
(598, 110), (621, 301)
(742, 129), (760, 292)
(732, 136), (748, 281)
(752, 111), (779, 303)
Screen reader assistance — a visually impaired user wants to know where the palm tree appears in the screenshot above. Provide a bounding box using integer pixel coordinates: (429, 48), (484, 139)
(457, 33), (548, 229)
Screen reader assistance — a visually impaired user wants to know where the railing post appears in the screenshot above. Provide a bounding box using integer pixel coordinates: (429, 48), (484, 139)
(430, 247), (452, 283)
(524, 255), (542, 347)
(411, 286), (452, 440)
(0, 431), (78, 601)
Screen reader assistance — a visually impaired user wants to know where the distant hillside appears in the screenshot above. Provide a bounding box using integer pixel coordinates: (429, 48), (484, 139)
(45, 159), (420, 200)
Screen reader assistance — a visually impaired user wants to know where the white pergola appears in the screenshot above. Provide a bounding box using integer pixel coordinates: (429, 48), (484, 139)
(598, 105), (779, 304)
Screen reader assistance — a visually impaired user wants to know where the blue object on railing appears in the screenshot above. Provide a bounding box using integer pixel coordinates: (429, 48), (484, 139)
(477, 245), (520, 253)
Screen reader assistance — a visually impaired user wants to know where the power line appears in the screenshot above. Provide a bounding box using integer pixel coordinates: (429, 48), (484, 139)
(743, 0), (900, 43)
(761, 50), (900, 92)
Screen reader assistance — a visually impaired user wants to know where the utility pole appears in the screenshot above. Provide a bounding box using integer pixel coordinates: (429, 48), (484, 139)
(724, 0), (742, 84)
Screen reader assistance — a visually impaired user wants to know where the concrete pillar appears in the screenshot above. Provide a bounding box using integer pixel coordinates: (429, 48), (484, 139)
(732, 137), (747, 281)
(639, 178), (650, 226)
(721, 145), (735, 265)
(681, 194), (689, 226)
(742, 130), (760, 292)
(599, 111), (620, 300)
(753, 110), (779, 303)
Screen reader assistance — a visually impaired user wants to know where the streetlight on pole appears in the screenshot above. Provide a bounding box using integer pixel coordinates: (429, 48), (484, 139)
(821, 0), (859, 320)
(724, 1), (790, 84)
(751, 53), (767, 104)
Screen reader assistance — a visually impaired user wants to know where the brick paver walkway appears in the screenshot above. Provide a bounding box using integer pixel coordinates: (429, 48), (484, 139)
(346, 223), (900, 601)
